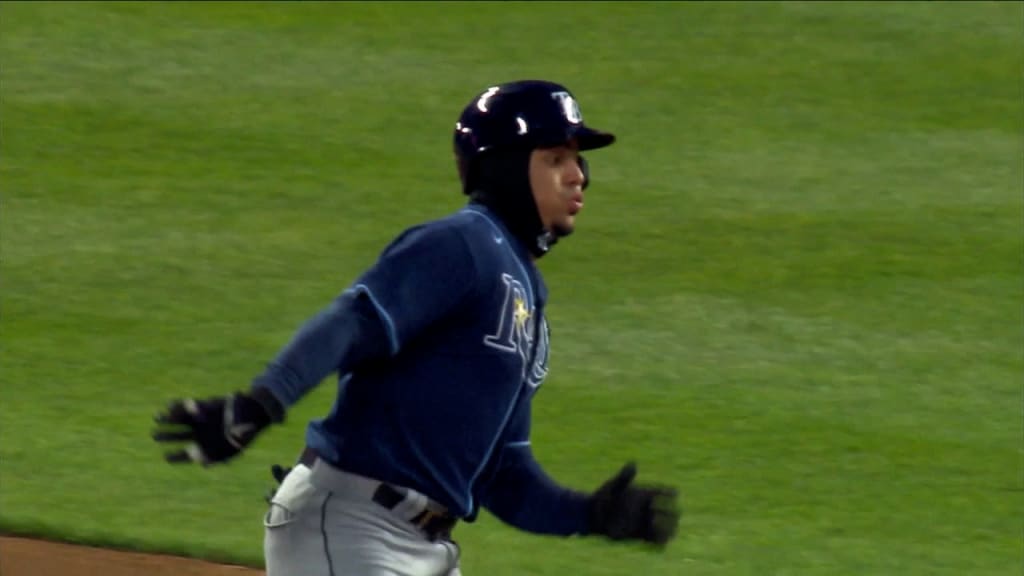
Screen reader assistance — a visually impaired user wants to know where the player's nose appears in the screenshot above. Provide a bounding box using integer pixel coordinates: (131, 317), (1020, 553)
(565, 159), (585, 188)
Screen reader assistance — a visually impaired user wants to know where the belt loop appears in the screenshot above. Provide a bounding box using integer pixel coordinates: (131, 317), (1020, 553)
(392, 488), (429, 520)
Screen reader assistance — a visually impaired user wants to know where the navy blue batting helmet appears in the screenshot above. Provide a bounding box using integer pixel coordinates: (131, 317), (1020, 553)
(454, 80), (615, 193)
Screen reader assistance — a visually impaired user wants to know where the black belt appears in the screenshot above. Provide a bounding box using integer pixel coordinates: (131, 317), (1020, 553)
(299, 448), (458, 540)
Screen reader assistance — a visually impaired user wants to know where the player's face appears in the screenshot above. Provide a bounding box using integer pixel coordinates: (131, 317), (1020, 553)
(529, 141), (586, 237)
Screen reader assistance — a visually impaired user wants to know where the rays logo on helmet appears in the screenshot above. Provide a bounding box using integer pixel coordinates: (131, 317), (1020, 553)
(550, 91), (582, 124)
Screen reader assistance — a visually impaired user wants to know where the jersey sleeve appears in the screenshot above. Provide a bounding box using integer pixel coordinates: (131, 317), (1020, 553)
(349, 223), (478, 355)
(251, 289), (392, 409)
(251, 222), (477, 409)
(479, 398), (592, 536)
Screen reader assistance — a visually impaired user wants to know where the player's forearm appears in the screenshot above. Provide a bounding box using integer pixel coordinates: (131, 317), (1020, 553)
(251, 291), (390, 408)
(482, 449), (592, 536)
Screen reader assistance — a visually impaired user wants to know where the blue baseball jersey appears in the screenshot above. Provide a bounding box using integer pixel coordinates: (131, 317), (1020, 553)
(254, 203), (591, 536)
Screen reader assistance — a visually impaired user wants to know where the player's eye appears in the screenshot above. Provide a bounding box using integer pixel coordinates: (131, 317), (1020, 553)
(550, 153), (566, 166)
(545, 147), (577, 167)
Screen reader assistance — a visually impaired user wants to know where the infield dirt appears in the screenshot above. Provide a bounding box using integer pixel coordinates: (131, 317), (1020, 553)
(0, 536), (263, 576)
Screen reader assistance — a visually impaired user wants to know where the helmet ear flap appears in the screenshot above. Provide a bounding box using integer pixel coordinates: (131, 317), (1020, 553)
(457, 151), (487, 195)
(578, 155), (590, 190)
(456, 155), (471, 195)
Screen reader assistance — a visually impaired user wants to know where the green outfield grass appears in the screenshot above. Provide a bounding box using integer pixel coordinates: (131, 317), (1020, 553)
(1, 1), (1021, 574)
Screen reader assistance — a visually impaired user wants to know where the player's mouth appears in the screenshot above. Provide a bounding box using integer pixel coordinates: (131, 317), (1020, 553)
(568, 192), (584, 215)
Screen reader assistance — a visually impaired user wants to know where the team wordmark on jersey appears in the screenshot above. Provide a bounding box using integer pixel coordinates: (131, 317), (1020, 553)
(483, 273), (531, 366)
(483, 273), (549, 388)
(526, 318), (549, 389)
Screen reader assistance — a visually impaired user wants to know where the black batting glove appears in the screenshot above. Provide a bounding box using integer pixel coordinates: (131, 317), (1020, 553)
(588, 462), (680, 547)
(152, 388), (283, 466)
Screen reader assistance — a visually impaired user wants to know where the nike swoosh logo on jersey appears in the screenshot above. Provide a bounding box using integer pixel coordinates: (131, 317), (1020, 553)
(494, 236), (504, 244)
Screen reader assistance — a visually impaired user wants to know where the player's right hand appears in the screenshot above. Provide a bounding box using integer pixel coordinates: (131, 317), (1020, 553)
(587, 462), (680, 547)
(152, 391), (275, 466)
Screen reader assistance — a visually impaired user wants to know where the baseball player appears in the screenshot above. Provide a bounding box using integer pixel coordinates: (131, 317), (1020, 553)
(153, 80), (680, 575)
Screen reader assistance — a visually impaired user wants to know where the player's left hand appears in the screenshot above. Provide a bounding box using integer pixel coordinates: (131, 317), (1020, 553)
(588, 462), (680, 547)
(152, 391), (276, 466)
